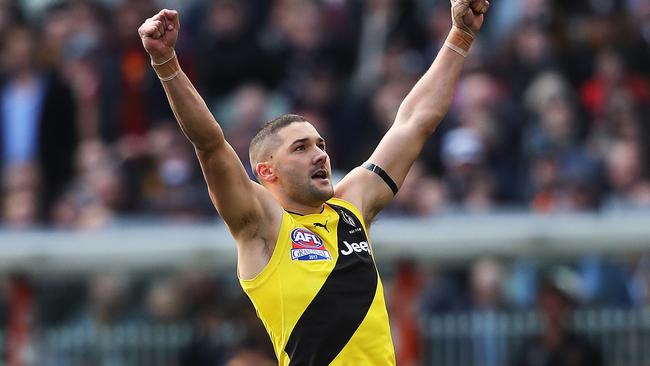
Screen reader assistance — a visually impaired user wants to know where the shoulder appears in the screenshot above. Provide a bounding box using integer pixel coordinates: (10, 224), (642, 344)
(327, 197), (361, 216)
(513, 336), (545, 366)
(334, 165), (395, 224)
(566, 332), (601, 352)
(327, 197), (367, 228)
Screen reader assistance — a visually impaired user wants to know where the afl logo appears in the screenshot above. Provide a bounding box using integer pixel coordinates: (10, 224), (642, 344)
(291, 228), (324, 248)
(290, 228), (331, 261)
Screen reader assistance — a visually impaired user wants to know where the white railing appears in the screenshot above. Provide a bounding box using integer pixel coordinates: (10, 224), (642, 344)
(1, 308), (649, 365)
(426, 308), (650, 366)
(1, 211), (650, 274)
(41, 323), (193, 366)
(1, 322), (243, 366)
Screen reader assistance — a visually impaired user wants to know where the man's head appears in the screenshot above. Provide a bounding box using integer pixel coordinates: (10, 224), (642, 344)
(1, 26), (37, 74)
(249, 114), (333, 207)
(537, 276), (573, 332)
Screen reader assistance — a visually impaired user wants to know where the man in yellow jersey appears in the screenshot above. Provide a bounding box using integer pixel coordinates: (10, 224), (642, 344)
(139, 1), (489, 364)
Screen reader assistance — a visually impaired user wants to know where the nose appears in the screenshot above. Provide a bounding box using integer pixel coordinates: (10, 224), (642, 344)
(312, 148), (328, 166)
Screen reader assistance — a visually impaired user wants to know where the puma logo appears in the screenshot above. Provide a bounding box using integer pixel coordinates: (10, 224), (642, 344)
(313, 220), (329, 232)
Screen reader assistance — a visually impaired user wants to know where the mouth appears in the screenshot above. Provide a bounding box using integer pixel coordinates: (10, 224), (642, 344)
(311, 168), (329, 182)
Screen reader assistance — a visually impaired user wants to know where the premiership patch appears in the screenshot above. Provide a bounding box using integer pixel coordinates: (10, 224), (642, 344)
(290, 228), (331, 261)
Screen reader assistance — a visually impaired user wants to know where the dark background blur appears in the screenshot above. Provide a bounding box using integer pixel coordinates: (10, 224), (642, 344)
(0, 0), (649, 365)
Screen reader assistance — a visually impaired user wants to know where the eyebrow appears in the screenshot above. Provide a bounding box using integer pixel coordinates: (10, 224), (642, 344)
(290, 137), (325, 146)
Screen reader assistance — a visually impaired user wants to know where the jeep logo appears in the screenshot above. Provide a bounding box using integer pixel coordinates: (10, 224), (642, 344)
(341, 241), (370, 256)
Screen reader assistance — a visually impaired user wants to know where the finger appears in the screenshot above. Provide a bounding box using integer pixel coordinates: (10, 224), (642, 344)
(454, 0), (472, 8)
(480, 1), (490, 14)
(148, 12), (167, 32)
(154, 10), (173, 31)
(452, 0), (472, 18)
(151, 19), (165, 36)
(138, 24), (152, 38)
(140, 24), (161, 39)
(161, 9), (180, 31)
(471, 0), (489, 14)
(152, 11), (166, 22)
(143, 20), (164, 39)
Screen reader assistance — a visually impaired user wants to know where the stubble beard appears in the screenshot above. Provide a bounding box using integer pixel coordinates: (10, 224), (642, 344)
(309, 180), (334, 203)
(291, 176), (334, 207)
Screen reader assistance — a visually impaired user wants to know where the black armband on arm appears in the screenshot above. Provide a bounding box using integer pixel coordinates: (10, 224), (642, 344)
(362, 162), (399, 195)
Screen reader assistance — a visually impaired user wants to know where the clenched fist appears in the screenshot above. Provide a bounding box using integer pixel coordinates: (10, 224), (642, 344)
(138, 9), (180, 64)
(451, 0), (490, 35)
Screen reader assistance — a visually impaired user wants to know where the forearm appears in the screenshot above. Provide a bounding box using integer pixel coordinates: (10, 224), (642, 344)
(153, 54), (225, 152)
(395, 28), (468, 134)
(160, 70), (225, 151)
(396, 0), (489, 133)
(343, 45), (467, 218)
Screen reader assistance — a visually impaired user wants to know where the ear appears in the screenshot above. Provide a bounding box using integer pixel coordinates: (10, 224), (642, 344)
(256, 162), (276, 184)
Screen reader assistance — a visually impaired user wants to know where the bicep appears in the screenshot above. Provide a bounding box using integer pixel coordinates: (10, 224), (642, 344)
(196, 143), (281, 237)
(367, 123), (430, 188)
(336, 122), (430, 220)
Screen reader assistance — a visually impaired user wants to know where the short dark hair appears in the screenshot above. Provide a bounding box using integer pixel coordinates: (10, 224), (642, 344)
(537, 275), (573, 307)
(249, 114), (308, 178)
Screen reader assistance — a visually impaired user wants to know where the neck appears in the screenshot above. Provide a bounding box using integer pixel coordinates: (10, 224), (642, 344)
(12, 70), (37, 84)
(542, 324), (565, 349)
(283, 201), (325, 215)
(266, 185), (328, 215)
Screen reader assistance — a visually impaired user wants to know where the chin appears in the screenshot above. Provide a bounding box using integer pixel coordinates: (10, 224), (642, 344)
(317, 188), (334, 202)
(323, 188), (334, 201)
(310, 183), (334, 203)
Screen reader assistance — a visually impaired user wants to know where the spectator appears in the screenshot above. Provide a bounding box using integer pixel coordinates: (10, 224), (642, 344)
(99, 0), (167, 143)
(195, 0), (272, 99)
(580, 48), (650, 121)
(388, 260), (425, 366)
(0, 25), (78, 224)
(523, 72), (602, 212)
(54, 273), (137, 366)
(51, 139), (122, 229)
(512, 275), (603, 366)
(469, 257), (508, 366)
(2, 164), (39, 228)
(0, 0), (646, 223)
(387, 160), (446, 216)
(603, 138), (650, 211)
(441, 127), (496, 212)
(141, 123), (213, 219)
(145, 276), (187, 323)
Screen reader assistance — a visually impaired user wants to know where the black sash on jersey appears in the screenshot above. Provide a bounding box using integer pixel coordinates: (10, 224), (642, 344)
(284, 204), (378, 365)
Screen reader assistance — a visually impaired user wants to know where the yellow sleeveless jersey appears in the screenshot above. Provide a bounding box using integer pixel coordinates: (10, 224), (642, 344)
(239, 197), (396, 365)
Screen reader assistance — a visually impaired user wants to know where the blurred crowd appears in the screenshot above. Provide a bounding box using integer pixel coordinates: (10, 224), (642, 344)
(388, 253), (650, 365)
(4, 253), (650, 365)
(1, 269), (278, 365)
(1, 1), (649, 365)
(0, 0), (649, 229)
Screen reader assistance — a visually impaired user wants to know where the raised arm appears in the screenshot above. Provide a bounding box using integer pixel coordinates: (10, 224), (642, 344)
(138, 10), (281, 242)
(336, 0), (489, 222)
